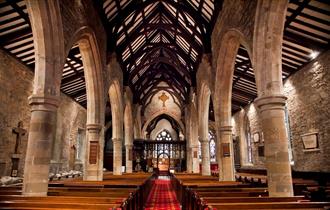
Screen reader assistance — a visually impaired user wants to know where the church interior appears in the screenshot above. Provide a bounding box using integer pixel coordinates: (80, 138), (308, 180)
(0, 0), (329, 209)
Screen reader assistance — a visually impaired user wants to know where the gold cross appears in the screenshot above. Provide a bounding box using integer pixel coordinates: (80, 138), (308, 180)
(158, 92), (169, 107)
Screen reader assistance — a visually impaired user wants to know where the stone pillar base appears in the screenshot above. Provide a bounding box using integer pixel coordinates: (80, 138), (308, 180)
(191, 146), (200, 173)
(84, 169), (103, 181)
(200, 139), (211, 176)
(84, 124), (103, 181)
(125, 145), (133, 173)
(255, 95), (293, 197)
(22, 95), (59, 196)
(219, 126), (235, 181)
(113, 138), (123, 175)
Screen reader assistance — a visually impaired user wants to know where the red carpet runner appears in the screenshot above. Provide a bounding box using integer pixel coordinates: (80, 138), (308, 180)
(145, 179), (181, 210)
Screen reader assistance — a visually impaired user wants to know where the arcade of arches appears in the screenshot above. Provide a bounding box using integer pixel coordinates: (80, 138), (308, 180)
(0, 0), (329, 205)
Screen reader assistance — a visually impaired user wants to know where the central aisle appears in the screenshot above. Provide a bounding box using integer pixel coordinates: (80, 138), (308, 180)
(145, 176), (181, 210)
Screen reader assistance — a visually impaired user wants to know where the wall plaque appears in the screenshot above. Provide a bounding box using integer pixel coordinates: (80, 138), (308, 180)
(89, 141), (98, 164)
(258, 145), (265, 157)
(222, 143), (230, 157)
(193, 151), (198, 158)
(301, 132), (318, 150)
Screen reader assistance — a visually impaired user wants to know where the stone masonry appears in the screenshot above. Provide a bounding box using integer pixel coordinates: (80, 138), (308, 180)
(232, 50), (330, 172)
(0, 49), (87, 177)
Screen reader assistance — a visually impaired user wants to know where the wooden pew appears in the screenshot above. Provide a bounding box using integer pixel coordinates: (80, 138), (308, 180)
(0, 173), (155, 210)
(173, 174), (330, 210)
(201, 195), (307, 203)
(208, 202), (330, 209)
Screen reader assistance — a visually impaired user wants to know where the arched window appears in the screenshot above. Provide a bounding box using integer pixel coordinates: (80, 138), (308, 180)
(284, 106), (294, 165)
(156, 130), (172, 141)
(209, 131), (216, 162)
(155, 130), (172, 158)
(198, 131), (216, 162)
(244, 115), (252, 163)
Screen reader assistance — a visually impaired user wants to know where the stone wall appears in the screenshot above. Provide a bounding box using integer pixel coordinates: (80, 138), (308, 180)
(232, 50), (330, 172)
(0, 49), (87, 177)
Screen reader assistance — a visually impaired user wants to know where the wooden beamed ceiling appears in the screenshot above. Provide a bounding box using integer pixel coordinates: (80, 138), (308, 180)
(0, 0), (88, 107)
(102, 0), (221, 105)
(230, 0), (330, 114)
(0, 0), (329, 116)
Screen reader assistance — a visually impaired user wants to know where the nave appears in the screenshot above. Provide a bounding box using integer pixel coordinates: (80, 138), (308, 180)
(0, 0), (330, 209)
(0, 171), (329, 210)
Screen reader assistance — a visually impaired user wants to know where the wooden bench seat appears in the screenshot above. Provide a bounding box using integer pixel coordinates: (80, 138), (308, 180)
(201, 196), (307, 203)
(0, 201), (117, 210)
(174, 173), (330, 210)
(195, 187), (267, 192)
(0, 173), (155, 210)
(208, 202), (330, 209)
(0, 195), (126, 203)
(198, 191), (269, 197)
(47, 191), (133, 197)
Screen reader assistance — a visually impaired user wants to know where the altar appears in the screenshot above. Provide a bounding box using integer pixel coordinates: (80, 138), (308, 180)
(133, 139), (186, 172)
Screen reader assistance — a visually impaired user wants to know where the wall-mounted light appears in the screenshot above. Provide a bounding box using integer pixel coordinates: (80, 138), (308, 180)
(310, 51), (319, 59)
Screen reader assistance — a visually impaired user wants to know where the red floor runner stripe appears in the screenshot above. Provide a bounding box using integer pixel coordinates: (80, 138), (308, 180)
(145, 179), (180, 210)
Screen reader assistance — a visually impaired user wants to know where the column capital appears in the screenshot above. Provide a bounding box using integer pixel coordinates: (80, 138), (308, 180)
(219, 126), (233, 132)
(86, 124), (103, 133)
(112, 138), (123, 144)
(190, 145), (199, 149)
(254, 94), (287, 112)
(199, 138), (209, 143)
(28, 94), (60, 112)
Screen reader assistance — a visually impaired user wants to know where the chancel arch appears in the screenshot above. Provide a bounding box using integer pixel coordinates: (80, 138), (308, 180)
(150, 119), (179, 141)
(142, 111), (185, 139)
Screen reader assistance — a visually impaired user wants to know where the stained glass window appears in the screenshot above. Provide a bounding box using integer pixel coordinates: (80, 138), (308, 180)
(285, 106), (294, 165)
(209, 131), (216, 162)
(156, 130), (172, 141)
(198, 131), (216, 162)
(245, 115), (253, 163)
(155, 130), (173, 158)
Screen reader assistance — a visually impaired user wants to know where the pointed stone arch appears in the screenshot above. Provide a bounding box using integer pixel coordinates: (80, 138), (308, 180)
(124, 87), (133, 173)
(23, 0), (66, 196)
(142, 111), (185, 138)
(253, 0), (293, 197)
(213, 29), (254, 181)
(198, 82), (211, 175)
(69, 28), (106, 181)
(108, 79), (124, 175)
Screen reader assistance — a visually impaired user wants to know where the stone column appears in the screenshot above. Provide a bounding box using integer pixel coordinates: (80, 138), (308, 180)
(186, 147), (192, 172)
(112, 138), (122, 175)
(125, 144), (133, 173)
(219, 126), (235, 181)
(84, 124), (103, 181)
(200, 138), (211, 175)
(23, 95), (59, 196)
(255, 95), (293, 197)
(191, 145), (200, 173)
